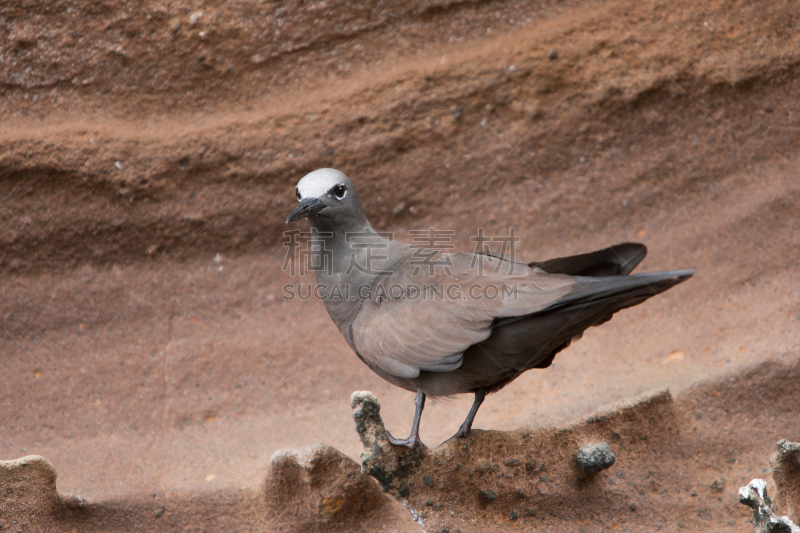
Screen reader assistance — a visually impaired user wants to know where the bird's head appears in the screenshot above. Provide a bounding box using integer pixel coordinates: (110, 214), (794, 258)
(285, 168), (365, 226)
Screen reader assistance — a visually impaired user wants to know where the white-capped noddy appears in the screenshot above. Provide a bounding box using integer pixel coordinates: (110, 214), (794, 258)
(286, 168), (694, 447)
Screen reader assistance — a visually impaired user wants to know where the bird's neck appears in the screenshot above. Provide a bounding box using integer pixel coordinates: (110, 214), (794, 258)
(308, 217), (407, 289)
(306, 217), (410, 344)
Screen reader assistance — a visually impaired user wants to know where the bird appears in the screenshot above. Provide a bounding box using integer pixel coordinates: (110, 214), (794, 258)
(286, 168), (694, 448)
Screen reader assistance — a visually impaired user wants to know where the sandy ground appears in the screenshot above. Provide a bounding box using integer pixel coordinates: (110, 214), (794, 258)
(1, 0), (799, 531)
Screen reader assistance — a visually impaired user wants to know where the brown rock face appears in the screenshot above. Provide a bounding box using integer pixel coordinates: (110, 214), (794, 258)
(351, 363), (800, 532)
(352, 388), (680, 531)
(264, 443), (387, 530)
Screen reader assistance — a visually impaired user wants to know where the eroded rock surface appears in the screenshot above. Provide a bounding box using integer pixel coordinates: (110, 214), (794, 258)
(0, 455), (82, 532)
(351, 388), (680, 531)
(264, 442), (387, 529)
(771, 440), (800, 523)
(738, 479), (800, 533)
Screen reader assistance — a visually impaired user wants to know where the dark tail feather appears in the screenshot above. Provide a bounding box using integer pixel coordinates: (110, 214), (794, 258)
(548, 269), (694, 313)
(530, 242), (647, 277)
(494, 269), (694, 330)
(485, 269), (694, 371)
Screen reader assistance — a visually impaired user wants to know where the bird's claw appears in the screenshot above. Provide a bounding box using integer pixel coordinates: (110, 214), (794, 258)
(440, 424), (471, 446)
(386, 430), (425, 449)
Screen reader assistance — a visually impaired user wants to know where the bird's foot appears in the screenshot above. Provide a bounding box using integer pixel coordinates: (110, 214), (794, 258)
(441, 424), (471, 446)
(385, 430), (425, 449)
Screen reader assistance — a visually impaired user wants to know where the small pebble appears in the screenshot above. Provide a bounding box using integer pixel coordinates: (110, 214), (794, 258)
(576, 442), (616, 475)
(510, 510), (519, 520)
(548, 48), (558, 60)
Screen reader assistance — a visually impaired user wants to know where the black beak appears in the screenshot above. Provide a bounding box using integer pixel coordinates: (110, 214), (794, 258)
(286, 197), (326, 223)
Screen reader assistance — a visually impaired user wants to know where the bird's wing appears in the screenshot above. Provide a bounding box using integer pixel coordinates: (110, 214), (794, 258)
(350, 251), (576, 379)
(530, 242), (647, 277)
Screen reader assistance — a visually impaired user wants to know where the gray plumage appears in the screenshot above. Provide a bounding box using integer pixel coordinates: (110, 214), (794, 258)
(287, 169), (694, 446)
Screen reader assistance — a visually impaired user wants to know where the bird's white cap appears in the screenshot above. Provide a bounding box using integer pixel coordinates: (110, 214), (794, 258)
(296, 168), (347, 200)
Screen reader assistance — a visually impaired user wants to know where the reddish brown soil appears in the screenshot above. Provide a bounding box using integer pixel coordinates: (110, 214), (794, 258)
(1, 0), (799, 531)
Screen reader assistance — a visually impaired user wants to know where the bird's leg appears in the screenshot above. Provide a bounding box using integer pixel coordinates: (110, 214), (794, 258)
(386, 389), (426, 448)
(443, 388), (487, 444)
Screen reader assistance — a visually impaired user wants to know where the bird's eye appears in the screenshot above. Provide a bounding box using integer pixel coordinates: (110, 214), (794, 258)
(295, 188), (301, 201)
(332, 184), (346, 199)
